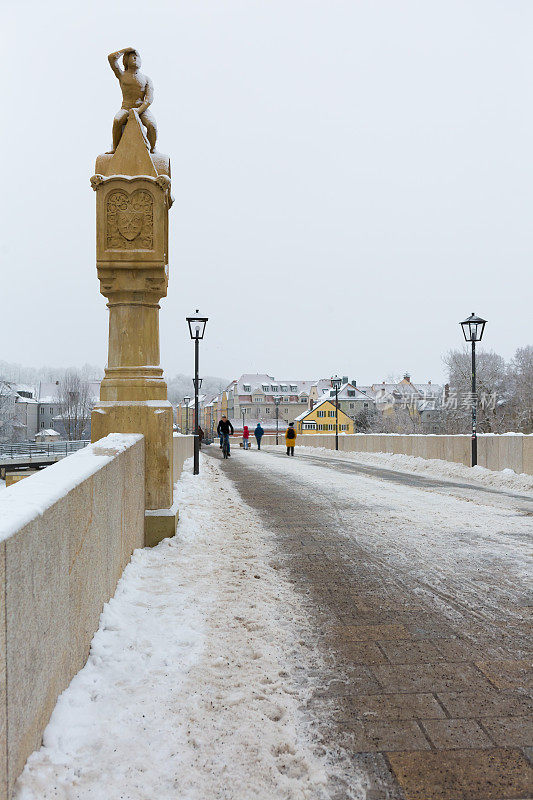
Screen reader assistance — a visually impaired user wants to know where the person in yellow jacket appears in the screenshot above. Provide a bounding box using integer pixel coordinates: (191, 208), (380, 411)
(285, 422), (297, 456)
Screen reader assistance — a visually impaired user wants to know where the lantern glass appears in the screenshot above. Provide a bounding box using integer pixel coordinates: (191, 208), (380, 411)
(331, 375), (342, 390)
(460, 313), (487, 342)
(186, 309), (208, 340)
(183, 396), (191, 405)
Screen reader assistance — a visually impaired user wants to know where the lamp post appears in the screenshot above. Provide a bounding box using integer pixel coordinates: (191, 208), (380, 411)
(274, 395), (281, 445)
(331, 375), (342, 450)
(183, 396), (191, 435)
(460, 312), (487, 467)
(186, 310), (208, 475)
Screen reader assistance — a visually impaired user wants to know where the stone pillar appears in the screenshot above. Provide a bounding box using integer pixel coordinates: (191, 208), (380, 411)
(91, 110), (177, 545)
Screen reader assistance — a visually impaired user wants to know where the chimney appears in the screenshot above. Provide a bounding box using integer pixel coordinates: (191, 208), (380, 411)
(428, 380), (431, 385)
(342, 376), (348, 384)
(403, 372), (410, 382)
(351, 379), (357, 387)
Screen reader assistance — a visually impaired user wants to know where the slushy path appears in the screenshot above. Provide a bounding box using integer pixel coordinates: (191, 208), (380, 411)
(209, 444), (532, 800)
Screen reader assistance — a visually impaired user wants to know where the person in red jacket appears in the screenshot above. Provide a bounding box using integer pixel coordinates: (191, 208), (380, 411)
(243, 425), (250, 450)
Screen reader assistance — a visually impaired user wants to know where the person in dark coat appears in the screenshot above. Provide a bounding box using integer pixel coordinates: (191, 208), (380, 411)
(198, 426), (204, 446)
(217, 416), (234, 455)
(254, 422), (264, 450)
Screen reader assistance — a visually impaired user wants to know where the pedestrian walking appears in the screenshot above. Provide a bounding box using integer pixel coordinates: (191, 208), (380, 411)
(217, 415), (234, 456)
(243, 425), (250, 450)
(285, 422), (297, 456)
(198, 426), (204, 447)
(254, 422), (264, 450)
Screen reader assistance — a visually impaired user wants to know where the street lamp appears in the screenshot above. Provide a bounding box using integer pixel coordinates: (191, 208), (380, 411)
(274, 395), (281, 445)
(460, 312), (487, 467)
(183, 396), (191, 435)
(331, 375), (342, 451)
(186, 309), (208, 475)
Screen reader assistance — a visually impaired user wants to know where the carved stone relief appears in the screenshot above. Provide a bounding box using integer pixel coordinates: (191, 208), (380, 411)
(106, 189), (153, 250)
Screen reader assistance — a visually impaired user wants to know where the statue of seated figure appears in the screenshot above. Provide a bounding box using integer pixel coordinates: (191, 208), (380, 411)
(108, 47), (157, 153)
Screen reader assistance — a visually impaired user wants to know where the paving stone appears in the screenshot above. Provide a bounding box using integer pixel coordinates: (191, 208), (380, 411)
(342, 719), (431, 752)
(421, 718), (493, 749)
(437, 690), (533, 719)
(334, 624), (410, 641)
(312, 667), (381, 695)
(372, 662), (493, 693)
(434, 638), (491, 662)
(475, 660), (533, 690)
(378, 640), (443, 664)
(337, 692), (447, 721)
(480, 717), (533, 747)
(339, 641), (389, 665)
(387, 748), (533, 800)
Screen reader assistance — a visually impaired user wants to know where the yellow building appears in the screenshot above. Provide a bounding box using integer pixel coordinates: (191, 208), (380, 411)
(294, 398), (354, 434)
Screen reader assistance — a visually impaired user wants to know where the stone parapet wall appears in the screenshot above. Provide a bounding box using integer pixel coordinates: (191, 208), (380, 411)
(0, 434), (145, 799)
(260, 433), (532, 474)
(173, 433), (195, 482)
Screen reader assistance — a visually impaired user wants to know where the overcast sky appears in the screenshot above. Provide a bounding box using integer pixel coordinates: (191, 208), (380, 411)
(3, 0), (532, 385)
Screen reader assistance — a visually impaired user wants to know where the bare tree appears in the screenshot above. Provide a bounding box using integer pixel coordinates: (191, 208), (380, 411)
(57, 370), (92, 440)
(0, 381), (16, 442)
(442, 348), (510, 433)
(507, 345), (533, 433)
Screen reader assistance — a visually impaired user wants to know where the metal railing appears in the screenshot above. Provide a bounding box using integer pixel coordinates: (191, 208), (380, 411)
(0, 440), (89, 459)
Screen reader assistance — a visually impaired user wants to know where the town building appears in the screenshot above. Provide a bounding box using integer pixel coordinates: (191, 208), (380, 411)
(294, 397), (355, 434)
(309, 378), (375, 425)
(371, 373), (444, 433)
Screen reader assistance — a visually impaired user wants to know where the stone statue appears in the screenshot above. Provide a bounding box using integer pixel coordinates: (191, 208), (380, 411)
(108, 48), (157, 153)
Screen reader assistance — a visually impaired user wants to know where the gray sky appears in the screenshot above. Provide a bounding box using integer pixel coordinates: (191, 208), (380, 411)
(3, 0), (532, 385)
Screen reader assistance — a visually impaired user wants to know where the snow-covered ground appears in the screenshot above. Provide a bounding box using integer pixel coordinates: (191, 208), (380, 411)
(264, 444), (533, 493)
(15, 457), (355, 800)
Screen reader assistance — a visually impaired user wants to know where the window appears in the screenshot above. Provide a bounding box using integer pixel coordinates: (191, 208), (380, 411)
(262, 385), (269, 392)
(364, 403), (368, 408)
(40, 421), (45, 429)
(243, 385), (251, 392)
(253, 397), (262, 402)
(50, 408), (53, 415)
(349, 403), (354, 409)
(280, 385), (288, 392)
(317, 409), (326, 417)
(348, 390), (355, 397)
(40, 408), (44, 415)
(271, 385), (278, 392)
(265, 408), (270, 414)
(329, 410), (335, 417)
(290, 385), (297, 392)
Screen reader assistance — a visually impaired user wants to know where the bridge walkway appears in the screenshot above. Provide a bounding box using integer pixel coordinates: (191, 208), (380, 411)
(208, 445), (532, 800)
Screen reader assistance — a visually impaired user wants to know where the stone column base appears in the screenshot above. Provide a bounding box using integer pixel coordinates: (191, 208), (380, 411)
(144, 496), (180, 547)
(91, 401), (173, 510)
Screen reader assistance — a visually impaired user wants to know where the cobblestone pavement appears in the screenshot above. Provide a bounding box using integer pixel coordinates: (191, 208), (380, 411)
(207, 446), (532, 800)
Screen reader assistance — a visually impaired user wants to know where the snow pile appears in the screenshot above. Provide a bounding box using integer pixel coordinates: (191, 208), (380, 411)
(14, 457), (336, 800)
(265, 445), (533, 493)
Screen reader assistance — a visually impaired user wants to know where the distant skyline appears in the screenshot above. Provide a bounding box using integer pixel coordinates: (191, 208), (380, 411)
(3, 1), (532, 386)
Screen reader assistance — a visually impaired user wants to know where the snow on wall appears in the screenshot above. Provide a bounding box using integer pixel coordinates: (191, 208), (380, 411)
(0, 433), (145, 800)
(173, 432), (195, 482)
(260, 433), (533, 475)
